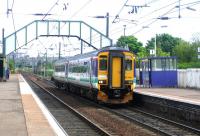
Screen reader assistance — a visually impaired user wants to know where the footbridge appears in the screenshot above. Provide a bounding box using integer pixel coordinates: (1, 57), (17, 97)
(2, 20), (113, 56)
(1, 20), (113, 80)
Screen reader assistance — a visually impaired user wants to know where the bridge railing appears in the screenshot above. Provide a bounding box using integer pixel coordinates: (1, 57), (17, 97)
(4, 20), (113, 55)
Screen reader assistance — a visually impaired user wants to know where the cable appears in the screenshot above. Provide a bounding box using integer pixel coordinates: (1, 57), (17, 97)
(69, 0), (93, 19)
(107, 0), (200, 40)
(165, 1), (200, 16)
(42, 0), (60, 20)
(132, 6), (183, 35)
(37, 0), (93, 54)
(100, 0), (179, 42)
(112, 0), (129, 23)
(10, 0), (21, 54)
(115, 7), (176, 36)
(145, 0), (160, 5)
(11, 0), (14, 10)
(136, 0), (182, 21)
(90, 5), (178, 44)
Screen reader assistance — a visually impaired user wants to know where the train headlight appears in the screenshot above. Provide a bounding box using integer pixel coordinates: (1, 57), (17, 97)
(125, 80), (133, 84)
(98, 80), (106, 84)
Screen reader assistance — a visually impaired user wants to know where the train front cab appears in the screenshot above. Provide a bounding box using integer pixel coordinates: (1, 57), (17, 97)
(97, 51), (135, 104)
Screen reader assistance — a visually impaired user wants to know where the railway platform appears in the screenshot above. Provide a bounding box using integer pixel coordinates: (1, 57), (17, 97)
(0, 74), (61, 136)
(134, 87), (200, 128)
(135, 87), (200, 106)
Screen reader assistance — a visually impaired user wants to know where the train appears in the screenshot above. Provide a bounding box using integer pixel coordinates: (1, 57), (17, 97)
(51, 46), (136, 104)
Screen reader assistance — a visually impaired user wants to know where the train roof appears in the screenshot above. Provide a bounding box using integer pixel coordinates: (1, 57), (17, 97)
(54, 50), (97, 65)
(54, 58), (67, 65)
(54, 46), (131, 65)
(99, 46), (129, 52)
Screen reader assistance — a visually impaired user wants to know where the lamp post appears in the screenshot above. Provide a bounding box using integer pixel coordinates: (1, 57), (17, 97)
(123, 25), (126, 36)
(142, 25), (168, 56)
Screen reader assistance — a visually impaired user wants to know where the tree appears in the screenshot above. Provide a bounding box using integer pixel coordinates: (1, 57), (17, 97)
(191, 34), (200, 60)
(116, 36), (148, 68)
(173, 40), (196, 63)
(9, 59), (15, 73)
(156, 48), (170, 57)
(146, 33), (179, 55)
(116, 36), (144, 54)
(137, 47), (148, 58)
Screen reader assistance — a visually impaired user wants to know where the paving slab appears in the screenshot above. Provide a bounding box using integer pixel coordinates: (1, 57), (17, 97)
(21, 95), (55, 136)
(0, 74), (28, 136)
(0, 74), (59, 136)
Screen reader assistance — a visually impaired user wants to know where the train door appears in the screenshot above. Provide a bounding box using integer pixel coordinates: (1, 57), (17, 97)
(109, 52), (124, 89)
(112, 57), (122, 88)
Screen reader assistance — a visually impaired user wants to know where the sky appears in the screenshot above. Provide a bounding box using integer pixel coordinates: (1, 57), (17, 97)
(1, 0), (200, 57)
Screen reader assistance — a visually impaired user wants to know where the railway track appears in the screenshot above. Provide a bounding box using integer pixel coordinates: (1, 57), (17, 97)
(108, 107), (200, 136)
(24, 73), (200, 136)
(129, 107), (200, 134)
(25, 73), (157, 136)
(66, 93), (200, 136)
(23, 74), (111, 136)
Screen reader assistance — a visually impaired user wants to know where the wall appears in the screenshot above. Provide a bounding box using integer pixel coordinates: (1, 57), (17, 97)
(177, 69), (187, 88)
(178, 69), (200, 89)
(136, 68), (200, 89)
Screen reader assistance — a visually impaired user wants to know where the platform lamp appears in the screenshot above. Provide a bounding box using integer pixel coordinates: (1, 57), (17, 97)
(123, 25), (126, 36)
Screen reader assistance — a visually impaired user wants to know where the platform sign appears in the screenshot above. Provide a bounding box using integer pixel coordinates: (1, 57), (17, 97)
(150, 49), (155, 55)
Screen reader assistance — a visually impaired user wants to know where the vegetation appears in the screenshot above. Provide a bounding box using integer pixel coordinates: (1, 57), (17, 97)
(146, 33), (179, 56)
(116, 34), (200, 69)
(117, 36), (144, 54)
(8, 59), (15, 73)
(178, 62), (200, 69)
(116, 36), (148, 67)
(173, 40), (197, 63)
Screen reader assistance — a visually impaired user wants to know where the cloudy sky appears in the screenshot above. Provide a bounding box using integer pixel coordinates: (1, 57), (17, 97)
(1, 0), (200, 56)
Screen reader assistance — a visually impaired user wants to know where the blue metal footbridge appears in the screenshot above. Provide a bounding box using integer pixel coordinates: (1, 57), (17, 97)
(1, 19), (113, 80)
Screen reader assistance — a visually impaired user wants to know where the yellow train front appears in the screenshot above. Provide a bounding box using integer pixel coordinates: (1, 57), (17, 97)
(97, 47), (135, 104)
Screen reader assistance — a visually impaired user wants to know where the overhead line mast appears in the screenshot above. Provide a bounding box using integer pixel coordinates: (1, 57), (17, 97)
(179, 0), (181, 18)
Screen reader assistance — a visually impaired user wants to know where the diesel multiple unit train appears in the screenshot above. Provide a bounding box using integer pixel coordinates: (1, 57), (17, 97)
(51, 46), (135, 104)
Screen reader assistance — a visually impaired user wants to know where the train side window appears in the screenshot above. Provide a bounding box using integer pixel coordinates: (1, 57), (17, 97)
(125, 60), (132, 71)
(99, 56), (107, 71)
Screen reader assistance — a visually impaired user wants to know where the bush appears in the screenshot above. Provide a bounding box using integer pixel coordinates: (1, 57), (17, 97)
(178, 61), (200, 69)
